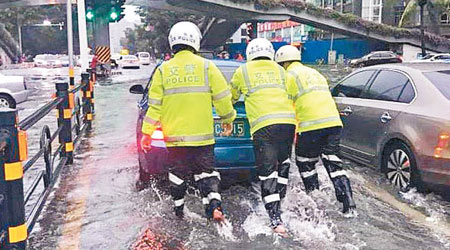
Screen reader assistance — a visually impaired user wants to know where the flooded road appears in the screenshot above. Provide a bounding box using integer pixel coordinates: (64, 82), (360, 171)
(3, 64), (449, 249)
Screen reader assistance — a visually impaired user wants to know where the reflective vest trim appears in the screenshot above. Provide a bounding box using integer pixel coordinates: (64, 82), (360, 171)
(251, 113), (296, 128)
(165, 134), (214, 142)
(212, 89), (231, 101)
(162, 59), (211, 96)
(144, 116), (159, 126)
(288, 70), (330, 100)
(220, 110), (235, 120)
(148, 98), (162, 105)
(164, 86), (210, 95)
(248, 84), (285, 95)
(293, 85), (330, 101)
(242, 64), (286, 96)
(299, 116), (341, 128)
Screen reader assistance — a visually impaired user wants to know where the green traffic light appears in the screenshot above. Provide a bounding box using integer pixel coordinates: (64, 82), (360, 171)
(86, 11), (94, 20)
(110, 11), (119, 21)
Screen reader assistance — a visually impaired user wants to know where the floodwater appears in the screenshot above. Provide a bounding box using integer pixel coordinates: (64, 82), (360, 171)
(3, 64), (449, 249)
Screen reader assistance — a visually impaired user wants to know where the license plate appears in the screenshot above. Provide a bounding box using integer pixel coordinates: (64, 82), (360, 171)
(214, 120), (245, 137)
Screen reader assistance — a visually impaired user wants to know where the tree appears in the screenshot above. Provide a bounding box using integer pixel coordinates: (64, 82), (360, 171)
(122, 8), (204, 56)
(399, 0), (450, 34)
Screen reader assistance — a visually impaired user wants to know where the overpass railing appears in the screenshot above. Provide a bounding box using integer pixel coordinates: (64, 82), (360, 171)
(0, 71), (96, 249)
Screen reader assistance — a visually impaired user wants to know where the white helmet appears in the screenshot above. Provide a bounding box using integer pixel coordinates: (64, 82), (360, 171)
(168, 21), (202, 52)
(246, 38), (275, 61)
(275, 45), (301, 63)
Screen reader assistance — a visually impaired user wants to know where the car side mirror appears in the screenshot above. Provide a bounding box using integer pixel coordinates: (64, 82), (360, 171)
(129, 84), (144, 94)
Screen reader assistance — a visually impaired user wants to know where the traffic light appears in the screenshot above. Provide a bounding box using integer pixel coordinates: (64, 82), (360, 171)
(86, 7), (95, 21)
(109, 7), (119, 21)
(109, 0), (125, 22)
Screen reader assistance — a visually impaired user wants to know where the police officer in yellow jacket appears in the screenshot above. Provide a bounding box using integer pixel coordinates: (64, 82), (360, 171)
(231, 38), (296, 235)
(275, 45), (356, 214)
(141, 21), (236, 222)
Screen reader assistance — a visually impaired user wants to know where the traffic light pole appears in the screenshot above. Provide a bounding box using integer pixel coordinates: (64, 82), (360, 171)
(66, 0), (74, 87)
(93, 12), (111, 70)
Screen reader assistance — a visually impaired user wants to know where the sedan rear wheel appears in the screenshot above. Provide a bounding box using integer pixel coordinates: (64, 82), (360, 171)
(382, 142), (423, 191)
(0, 94), (15, 108)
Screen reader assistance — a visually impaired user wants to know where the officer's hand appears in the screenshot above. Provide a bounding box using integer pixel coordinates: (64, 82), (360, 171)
(140, 133), (152, 153)
(221, 123), (233, 137)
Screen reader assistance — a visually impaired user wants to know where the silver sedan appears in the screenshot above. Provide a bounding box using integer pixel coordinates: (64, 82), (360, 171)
(331, 63), (450, 191)
(0, 72), (29, 108)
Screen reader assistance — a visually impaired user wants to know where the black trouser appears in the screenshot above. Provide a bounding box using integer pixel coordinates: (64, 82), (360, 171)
(165, 145), (222, 218)
(253, 124), (295, 227)
(296, 126), (354, 204)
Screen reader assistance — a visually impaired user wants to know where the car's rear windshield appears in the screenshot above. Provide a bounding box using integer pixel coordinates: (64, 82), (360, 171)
(423, 70), (450, 100)
(139, 53), (149, 58)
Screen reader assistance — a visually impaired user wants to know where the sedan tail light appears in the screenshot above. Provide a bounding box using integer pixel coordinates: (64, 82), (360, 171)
(150, 128), (166, 148)
(434, 133), (449, 158)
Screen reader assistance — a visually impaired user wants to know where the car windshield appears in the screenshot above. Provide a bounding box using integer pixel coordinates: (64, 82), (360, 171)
(124, 56), (137, 60)
(423, 70), (450, 100)
(139, 53), (150, 58)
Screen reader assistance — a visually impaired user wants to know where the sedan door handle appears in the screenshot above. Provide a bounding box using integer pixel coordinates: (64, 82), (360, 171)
(340, 106), (353, 116)
(380, 112), (392, 123)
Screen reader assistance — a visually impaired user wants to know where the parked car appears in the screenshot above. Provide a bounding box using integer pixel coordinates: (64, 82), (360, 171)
(411, 53), (450, 63)
(331, 63), (450, 191)
(350, 51), (402, 68)
(136, 52), (151, 65)
(111, 53), (121, 69)
(119, 55), (140, 69)
(0, 73), (29, 108)
(33, 54), (62, 68)
(129, 60), (255, 185)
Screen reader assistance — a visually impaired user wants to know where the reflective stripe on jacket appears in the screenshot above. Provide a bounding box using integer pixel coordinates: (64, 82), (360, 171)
(142, 50), (236, 147)
(231, 60), (296, 135)
(286, 62), (342, 133)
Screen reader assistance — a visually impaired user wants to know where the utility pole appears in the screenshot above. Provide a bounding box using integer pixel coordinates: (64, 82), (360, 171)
(66, 0), (74, 86)
(418, 0), (427, 57)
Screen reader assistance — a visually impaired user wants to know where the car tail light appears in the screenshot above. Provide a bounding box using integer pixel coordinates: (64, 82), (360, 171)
(151, 129), (164, 140)
(397, 55), (403, 62)
(434, 133), (449, 158)
(150, 128), (166, 148)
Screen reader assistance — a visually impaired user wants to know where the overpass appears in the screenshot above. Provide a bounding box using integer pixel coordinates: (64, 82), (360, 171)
(1, 0), (450, 52)
(128, 0), (450, 52)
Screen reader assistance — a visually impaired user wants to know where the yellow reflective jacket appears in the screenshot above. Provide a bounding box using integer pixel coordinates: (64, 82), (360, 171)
(286, 62), (342, 133)
(231, 60), (296, 135)
(142, 50), (236, 147)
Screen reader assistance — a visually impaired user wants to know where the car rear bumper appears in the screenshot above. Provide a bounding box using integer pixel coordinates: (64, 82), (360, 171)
(417, 156), (450, 187)
(121, 64), (140, 68)
(11, 90), (29, 104)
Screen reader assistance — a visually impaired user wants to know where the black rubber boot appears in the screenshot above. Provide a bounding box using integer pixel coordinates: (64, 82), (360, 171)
(333, 176), (356, 213)
(175, 206), (184, 219)
(277, 162), (290, 200)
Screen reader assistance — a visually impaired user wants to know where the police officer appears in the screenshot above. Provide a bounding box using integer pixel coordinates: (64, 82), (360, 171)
(275, 45), (356, 214)
(141, 21), (236, 222)
(231, 38), (296, 235)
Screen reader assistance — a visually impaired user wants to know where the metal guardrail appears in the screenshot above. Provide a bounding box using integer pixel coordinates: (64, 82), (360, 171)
(0, 70), (96, 249)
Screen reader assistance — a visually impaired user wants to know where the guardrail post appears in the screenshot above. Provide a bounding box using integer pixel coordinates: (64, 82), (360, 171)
(56, 82), (74, 164)
(0, 109), (27, 249)
(81, 73), (93, 131)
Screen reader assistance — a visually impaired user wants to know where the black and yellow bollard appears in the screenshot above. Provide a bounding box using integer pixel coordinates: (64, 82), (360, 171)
(81, 73), (93, 131)
(88, 69), (96, 112)
(0, 109), (28, 249)
(56, 82), (74, 164)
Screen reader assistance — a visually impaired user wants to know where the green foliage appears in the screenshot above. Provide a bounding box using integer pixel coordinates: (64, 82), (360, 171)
(122, 8), (203, 55)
